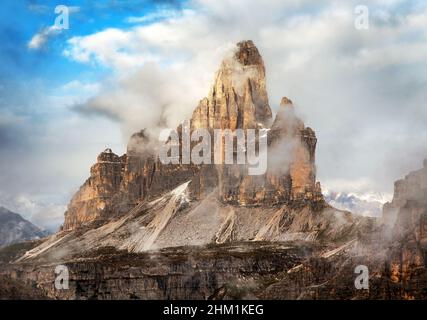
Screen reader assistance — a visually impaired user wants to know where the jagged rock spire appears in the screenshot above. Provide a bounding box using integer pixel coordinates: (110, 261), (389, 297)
(97, 148), (121, 163)
(63, 40), (323, 230)
(191, 40), (272, 130)
(272, 97), (304, 134)
(235, 40), (263, 66)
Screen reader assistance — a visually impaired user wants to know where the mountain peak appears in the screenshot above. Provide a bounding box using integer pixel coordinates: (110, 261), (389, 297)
(191, 40), (272, 130)
(97, 148), (120, 163)
(61, 40), (324, 232)
(235, 40), (263, 66)
(0, 207), (46, 246)
(272, 96), (304, 133)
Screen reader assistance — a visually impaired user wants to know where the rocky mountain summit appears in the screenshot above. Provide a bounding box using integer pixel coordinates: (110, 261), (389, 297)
(62, 40), (326, 232)
(0, 207), (47, 246)
(2, 41), (426, 300)
(20, 40), (368, 263)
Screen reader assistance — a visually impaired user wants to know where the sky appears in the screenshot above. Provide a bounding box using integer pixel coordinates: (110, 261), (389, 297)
(0, 0), (426, 231)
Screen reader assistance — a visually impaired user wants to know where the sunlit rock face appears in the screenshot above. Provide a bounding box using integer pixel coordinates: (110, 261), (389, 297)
(189, 41), (322, 205)
(268, 97), (319, 201)
(191, 40), (271, 131)
(62, 40), (324, 231)
(63, 149), (125, 231)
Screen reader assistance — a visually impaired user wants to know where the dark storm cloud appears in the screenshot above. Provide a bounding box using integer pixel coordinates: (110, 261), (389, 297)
(72, 99), (122, 122)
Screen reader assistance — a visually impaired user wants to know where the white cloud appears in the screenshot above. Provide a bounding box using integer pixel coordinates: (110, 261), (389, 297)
(27, 4), (80, 51)
(28, 4), (50, 13)
(68, 6), (81, 14)
(63, 28), (148, 68)
(0, 81), (124, 231)
(28, 25), (61, 50)
(125, 8), (181, 24)
(61, 80), (100, 94)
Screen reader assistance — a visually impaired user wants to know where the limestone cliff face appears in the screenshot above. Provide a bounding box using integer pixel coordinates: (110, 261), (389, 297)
(191, 40), (271, 130)
(268, 97), (319, 200)
(63, 149), (125, 230)
(63, 40), (323, 230)
(189, 41), (321, 205)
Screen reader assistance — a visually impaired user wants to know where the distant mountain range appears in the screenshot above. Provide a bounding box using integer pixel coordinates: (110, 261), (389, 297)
(323, 190), (390, 217)
(0, 207), (48, 246)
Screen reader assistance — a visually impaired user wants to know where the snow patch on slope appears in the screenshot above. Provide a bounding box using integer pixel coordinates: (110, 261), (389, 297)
(120, 181), (191, 252)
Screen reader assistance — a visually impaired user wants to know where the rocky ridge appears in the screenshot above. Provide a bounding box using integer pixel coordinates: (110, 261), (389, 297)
(0, 207), (47, 247)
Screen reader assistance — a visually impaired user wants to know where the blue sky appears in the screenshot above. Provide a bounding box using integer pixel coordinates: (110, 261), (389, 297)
(0, 0), (185, 84)
(1, 0), (427, 230)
